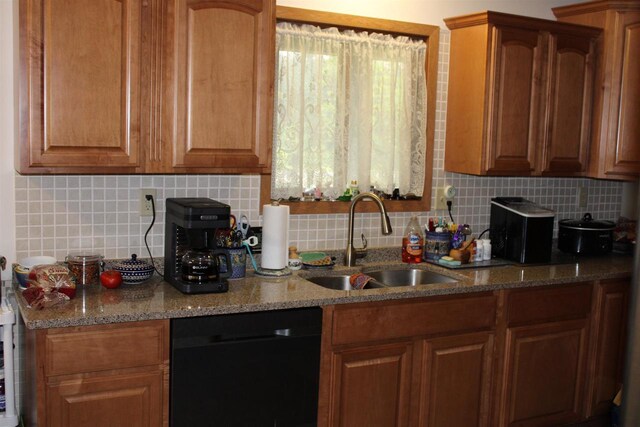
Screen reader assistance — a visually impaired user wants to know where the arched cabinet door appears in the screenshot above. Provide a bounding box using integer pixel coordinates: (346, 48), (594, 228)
(155, 0), (275, 173)
(540, 32), (595, 176)
(485, 26), (544, 175)
(19, 0), (144, 174)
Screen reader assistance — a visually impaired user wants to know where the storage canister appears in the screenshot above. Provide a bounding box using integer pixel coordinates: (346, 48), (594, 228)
(66, 253), (103, 285)
(423, 231), (451, 261)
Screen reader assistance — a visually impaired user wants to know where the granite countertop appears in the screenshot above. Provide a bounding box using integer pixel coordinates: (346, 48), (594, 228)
(13, 250), (634, 330)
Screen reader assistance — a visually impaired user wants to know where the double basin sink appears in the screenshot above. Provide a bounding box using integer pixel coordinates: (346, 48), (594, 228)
(305, 268), (457, 291)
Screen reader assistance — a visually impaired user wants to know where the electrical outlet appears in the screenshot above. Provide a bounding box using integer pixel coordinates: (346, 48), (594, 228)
(140, 189), (157, 216)
(434, 188), (447, 210)
(577, 185), (588, 208)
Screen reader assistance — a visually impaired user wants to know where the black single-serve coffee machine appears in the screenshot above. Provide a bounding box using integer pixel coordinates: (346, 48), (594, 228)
(164, 198), (232, 294)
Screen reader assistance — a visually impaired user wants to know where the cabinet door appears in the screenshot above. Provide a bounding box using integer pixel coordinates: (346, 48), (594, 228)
(604, 11), (640, 176)
(500, 319), (589, 427)
(415, 332), (494, 427)
(46, 370), (164, 427)
(18, 0), (143, 174)
(157, 0), (274, 173)
(585, 279), (629, 417)
(328, 342), (413, 427)
(540, 32), (595, 175)
(486, 26), (544, 175)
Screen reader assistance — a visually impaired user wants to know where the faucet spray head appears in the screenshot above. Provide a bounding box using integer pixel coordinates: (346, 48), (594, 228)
(382, 213), (392, 235)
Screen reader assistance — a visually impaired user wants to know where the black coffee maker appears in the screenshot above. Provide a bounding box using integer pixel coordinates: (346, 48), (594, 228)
(164, 198), (232, 294)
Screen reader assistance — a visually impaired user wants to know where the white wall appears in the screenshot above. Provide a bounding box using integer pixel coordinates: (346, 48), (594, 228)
(0, 0), (16, 280)
(276, 0), (578, 24)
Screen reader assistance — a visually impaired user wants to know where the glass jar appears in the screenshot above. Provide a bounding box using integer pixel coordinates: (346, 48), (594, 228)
(66, 254), (103, 285)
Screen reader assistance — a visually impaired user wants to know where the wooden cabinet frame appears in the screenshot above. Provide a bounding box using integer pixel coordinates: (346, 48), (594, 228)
(319, 279), (630, 427)
(24, 320), (170, 427)
(17, 0), (275, 175)
(444, 11), (600, 177)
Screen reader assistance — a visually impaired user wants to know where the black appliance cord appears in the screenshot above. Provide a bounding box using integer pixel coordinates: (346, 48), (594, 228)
(447, 200), (455, 223)
(477, 228), (490, 239)
(144, 195), (164, 278)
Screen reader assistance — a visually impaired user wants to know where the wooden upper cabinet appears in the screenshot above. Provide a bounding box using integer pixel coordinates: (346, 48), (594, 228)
(554, 0), (640, 180)
(18, 0), (144, 174)
(17, 0), (275, 174)
(444, 12), (600, 176)
(541, 31), (596, 175)
(154, 0), (274, 173)
(487, 26), (543, 175)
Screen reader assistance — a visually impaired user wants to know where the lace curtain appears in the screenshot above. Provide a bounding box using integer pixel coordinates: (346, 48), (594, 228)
(272, 22), (428, 200)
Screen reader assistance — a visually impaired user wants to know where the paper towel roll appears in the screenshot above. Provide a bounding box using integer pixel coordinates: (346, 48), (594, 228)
(261, 203), (289, 270)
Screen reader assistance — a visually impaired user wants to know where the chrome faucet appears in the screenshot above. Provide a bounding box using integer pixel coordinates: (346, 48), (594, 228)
(344, 192), (393, 266)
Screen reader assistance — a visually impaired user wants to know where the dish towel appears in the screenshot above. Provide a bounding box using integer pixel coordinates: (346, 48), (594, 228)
(349, 273), (374, 290)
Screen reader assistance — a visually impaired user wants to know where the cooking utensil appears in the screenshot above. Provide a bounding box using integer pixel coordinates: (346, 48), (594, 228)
(558, 213), (615, 255)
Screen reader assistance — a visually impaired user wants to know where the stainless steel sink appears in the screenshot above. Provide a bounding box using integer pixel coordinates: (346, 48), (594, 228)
(305, 275), (385, 291)
(364, 269), (457, 287)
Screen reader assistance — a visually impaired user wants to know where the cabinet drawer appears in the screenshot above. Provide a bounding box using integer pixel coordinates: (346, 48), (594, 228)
(506, 283), (592, 325)
(331, 293), (496, 346)
(44, 320), (167, 376)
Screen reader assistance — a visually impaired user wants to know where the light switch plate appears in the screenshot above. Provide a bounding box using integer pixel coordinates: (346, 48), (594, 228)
(434, 188), (447, 210)
(577, 185), (588, 208)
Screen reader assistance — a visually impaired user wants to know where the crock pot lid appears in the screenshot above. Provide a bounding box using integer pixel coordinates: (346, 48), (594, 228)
(559, 213), (615, 230)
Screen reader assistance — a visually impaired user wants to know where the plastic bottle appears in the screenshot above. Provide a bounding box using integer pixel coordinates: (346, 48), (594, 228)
(0, 368), (5, 412)
(482, 239), (492, 261)
(402, 216), (424, 263)
(475, 239), (484, 262)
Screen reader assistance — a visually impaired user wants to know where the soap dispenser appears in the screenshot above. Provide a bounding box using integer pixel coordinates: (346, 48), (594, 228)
(402, 216), (424, 263)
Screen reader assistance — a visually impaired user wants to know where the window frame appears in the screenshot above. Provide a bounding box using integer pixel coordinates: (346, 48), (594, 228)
(260, 6), (439, 214)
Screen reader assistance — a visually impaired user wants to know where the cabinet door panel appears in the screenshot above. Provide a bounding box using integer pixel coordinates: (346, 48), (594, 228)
(586, 280), (629, 417)
(541, 33), (594, 175)
(501, 320), (588, 426)
(46, 371), (163, 427)
(160, 0), (273, 172)
(331, 342), (413, 427)
(19, 0), (142, 173)
(417, 332), (494, 427)
(487, 27), (542, 174)
(610, 21), (640, 174)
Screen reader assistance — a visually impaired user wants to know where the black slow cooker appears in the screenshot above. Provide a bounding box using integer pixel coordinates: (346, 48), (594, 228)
(558, 213), (615, 255)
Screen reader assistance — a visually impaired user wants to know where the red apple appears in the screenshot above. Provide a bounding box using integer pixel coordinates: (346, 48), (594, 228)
(100, 270), (123, 289)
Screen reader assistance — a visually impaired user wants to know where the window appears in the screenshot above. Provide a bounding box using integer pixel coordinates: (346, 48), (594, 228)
(261, 7), (439, 214)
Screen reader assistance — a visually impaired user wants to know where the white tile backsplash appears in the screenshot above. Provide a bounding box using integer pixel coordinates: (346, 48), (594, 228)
(14, 30), (623, 260)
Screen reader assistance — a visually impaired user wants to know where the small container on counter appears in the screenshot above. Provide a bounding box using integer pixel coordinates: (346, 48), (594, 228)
(113, 254), (156, 284)
(482, 239), (492, 260)
(423, 230), (451, 261)
(474, 240), (484, 262)
(66, 253), (103, 285)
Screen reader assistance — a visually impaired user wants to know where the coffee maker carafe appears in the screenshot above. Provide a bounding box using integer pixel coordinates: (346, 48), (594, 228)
(164, 198), (232, 294)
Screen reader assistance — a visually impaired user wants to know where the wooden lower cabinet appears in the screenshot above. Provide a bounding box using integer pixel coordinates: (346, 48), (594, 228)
(584, 279), (629, 418)
(500, 319), (589, 426)
(416, 332), (495, 427)
(330, 342), (414, 427)
(319, 279), (630, 427)
(318, 294), (498, 427)
(25, 320), (170, 427)
(46, 370), (164, 427)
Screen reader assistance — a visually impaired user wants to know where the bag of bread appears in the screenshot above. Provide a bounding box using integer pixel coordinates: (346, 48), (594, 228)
(23, 264), (76, 309)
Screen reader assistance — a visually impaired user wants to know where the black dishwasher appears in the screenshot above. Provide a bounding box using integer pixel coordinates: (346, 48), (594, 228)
(170, 307), (322, 427)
